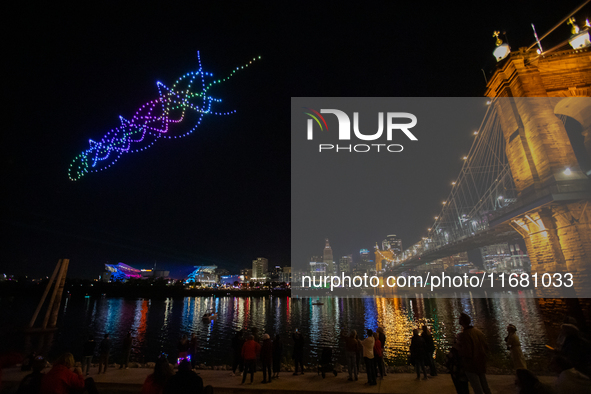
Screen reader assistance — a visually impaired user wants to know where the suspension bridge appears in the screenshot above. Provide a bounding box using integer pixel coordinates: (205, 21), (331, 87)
(377, 45), (591, 295)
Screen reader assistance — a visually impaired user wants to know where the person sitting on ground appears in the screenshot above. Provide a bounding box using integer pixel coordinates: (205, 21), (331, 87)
(550, 355), (591, 394)
(41, 352), (98, 394)
(515, 368), (556, 394)
(163, 359), (212, 394)
(17, 356), (45, 394)
(142, 355), (174, 394)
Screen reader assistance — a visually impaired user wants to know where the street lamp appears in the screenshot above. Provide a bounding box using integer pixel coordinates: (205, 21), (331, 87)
(568, 18), (591, 49)
(492, 31), (510, 61)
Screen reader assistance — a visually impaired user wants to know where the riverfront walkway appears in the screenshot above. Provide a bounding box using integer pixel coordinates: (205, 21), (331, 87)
(2, 367), (556, 393)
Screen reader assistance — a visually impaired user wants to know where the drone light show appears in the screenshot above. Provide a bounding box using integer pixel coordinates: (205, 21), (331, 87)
(68, 52), (261, 181)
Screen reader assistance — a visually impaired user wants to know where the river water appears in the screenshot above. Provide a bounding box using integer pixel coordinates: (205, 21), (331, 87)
(0, 293), (554, 369)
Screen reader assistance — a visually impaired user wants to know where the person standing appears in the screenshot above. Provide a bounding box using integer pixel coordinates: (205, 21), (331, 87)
(373, 332), (385, 379)
(189, 333), (198, 368)
(82, 335), (95, 376)
(457, 313), (491, 394)
(241, 335), (260, 384)
(361, 329), (376, 386)
(272, 334), (283, 379)
(410, 329), (428, 380)
(505, 324), (527, 370)
(120, 332), (133, 369)
(354, 331), (363, 375)
(292, 330), (305, 375)
(177, 335), (190, 360)
(251, 327), (260, 343)
(260, 334), (273, 384)
(342, 330), (358, 381)
(422, 325), (438, 376)
(98, 334), (111, 374)
(377, 327), (387, 376)
(231, 330), (244, 376)
(446, 342), (469, 394)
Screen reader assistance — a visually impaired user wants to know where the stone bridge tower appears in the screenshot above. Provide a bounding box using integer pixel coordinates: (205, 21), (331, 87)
(485, 46), (591, 296)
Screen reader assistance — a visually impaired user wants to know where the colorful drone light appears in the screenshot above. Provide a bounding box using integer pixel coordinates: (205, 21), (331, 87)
(68, 52), (260, 181)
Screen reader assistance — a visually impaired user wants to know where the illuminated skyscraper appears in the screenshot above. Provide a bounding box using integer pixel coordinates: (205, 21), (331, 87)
(339, 255), (353, 274)
(360, 249), (370, 264)
(323, 239), (335, 275)
(356, 249), (371, 274)
(382, 235), (403, 256)
(310, 255), (327, 277)
(252, 257), (268, 281)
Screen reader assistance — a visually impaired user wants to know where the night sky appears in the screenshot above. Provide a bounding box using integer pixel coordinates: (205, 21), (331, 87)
(3, 1), (589, 278)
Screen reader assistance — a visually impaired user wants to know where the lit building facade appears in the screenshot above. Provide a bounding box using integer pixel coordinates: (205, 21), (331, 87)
(185, 266), (218, 285)
(382, 234), (403, 256)
(252, 257), (268, 282)
(356, 249), (372, 275)
(104, 263), (142, 281)
(310, 256), (327, 277)
(323, 239), (334, 275)
(339, 255), (353, 274)
(480, 243), (531, 274)
(220, 275), (247, 285)
(281, 266), (292, 283)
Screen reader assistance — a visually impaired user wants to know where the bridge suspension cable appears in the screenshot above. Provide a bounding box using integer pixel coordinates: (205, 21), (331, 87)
(395, 101), (517, 263)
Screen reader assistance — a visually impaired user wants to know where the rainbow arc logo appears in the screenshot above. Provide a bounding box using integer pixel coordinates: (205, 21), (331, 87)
(303, 107), (329, 132)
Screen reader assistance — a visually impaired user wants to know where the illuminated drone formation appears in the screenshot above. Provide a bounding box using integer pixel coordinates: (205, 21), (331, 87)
(68, 52), (260, 181)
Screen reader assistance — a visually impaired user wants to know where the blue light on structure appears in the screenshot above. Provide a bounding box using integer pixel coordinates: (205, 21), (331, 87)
(185, 266), (218, 285)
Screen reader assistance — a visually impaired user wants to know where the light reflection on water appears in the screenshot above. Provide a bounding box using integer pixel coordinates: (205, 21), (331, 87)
(1, 295), (549, 367)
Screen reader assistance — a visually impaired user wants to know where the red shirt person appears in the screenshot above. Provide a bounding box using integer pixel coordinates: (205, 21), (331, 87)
(40, 353), (85, 394)
(241, 334), (261, 384)
(241, 337), (261, 361)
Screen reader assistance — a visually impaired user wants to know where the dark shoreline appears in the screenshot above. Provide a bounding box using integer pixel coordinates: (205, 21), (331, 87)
(0, 280), (290, 299)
